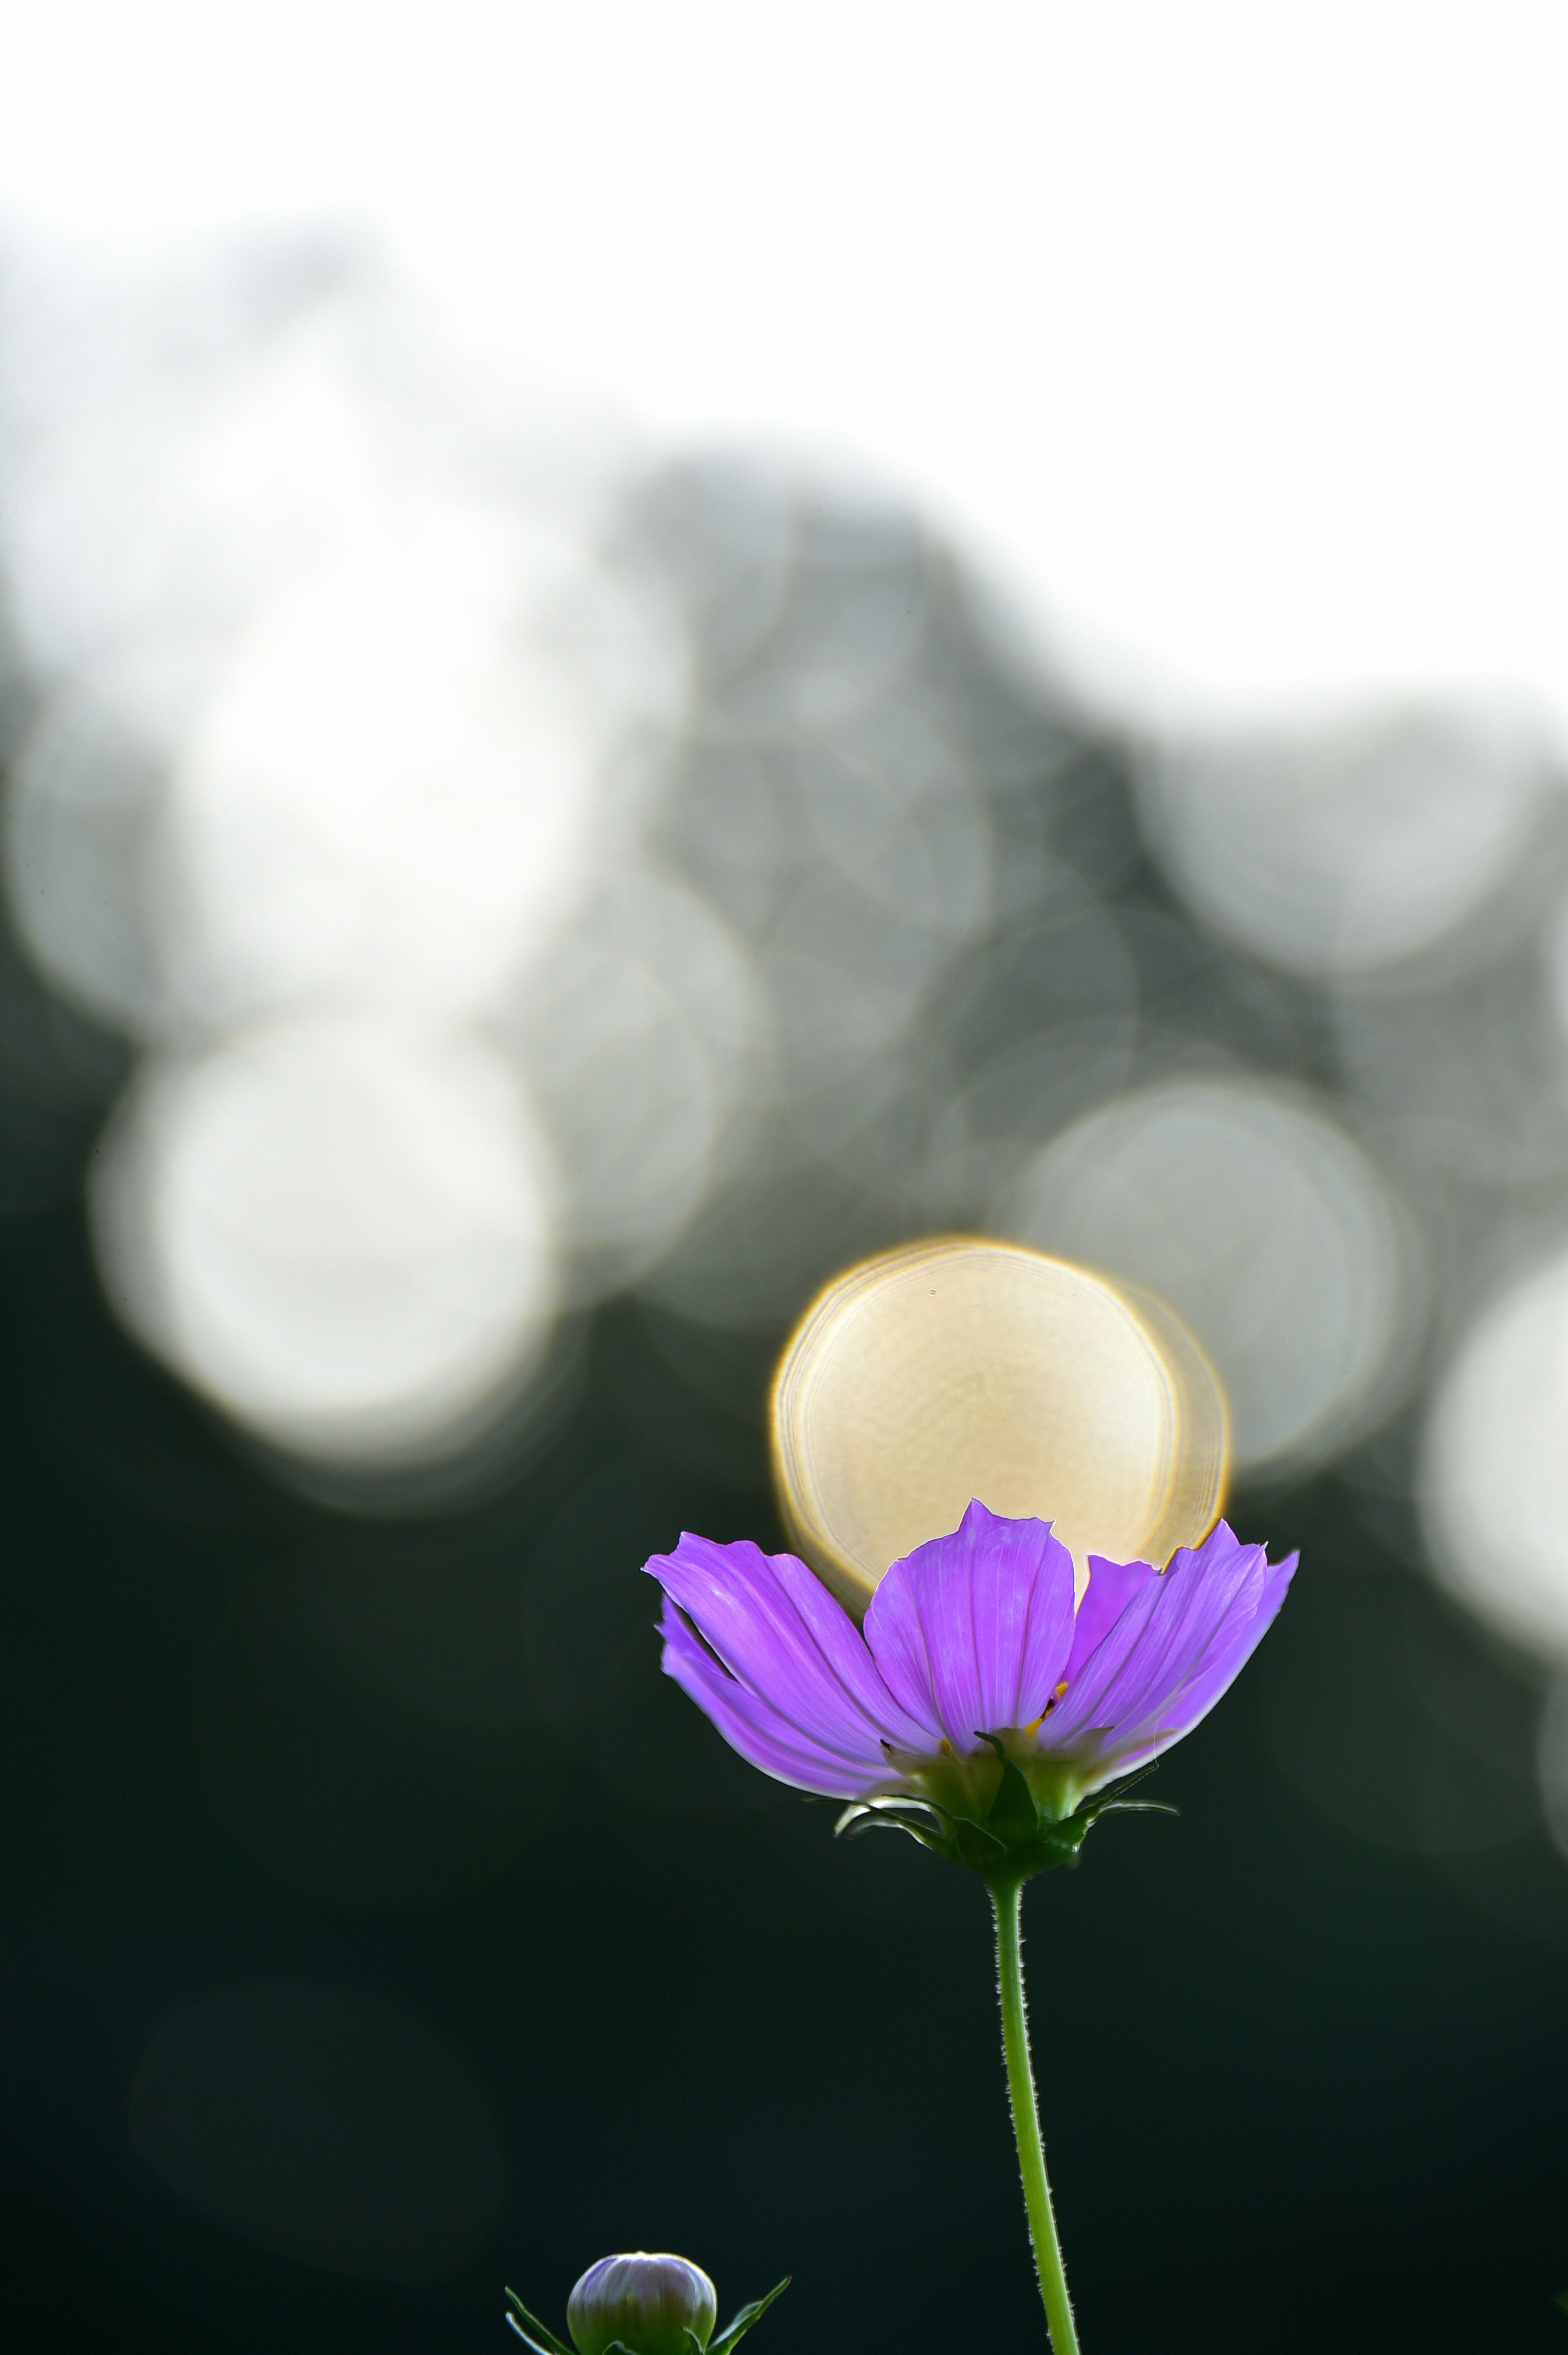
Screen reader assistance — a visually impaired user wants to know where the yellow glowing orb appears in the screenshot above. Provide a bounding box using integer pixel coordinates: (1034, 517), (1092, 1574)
(770, 1235), (1229, 1618)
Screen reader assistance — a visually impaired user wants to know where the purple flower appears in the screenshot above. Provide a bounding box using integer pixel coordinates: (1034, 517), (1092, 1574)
(645, 1502), (1295, 1871)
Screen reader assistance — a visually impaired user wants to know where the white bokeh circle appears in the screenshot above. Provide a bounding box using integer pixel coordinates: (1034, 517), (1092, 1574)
(160, 508), (621, 1028)
(91, 1014), (559, 1462)
(1140, 707), (1546, 981)
(1423, 1245), (1568, 1661)
(1001, 1078), (1412, 1467)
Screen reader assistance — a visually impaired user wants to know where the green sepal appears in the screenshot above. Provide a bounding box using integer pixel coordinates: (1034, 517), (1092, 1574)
(837, 1799), (938, 1837)
(835, 1798), (952, 1855)
(835, 1758), (1174, 1884)
(1081, 1758), (1178, 1830)
(975, 1732), (1043, 1845)
(980, 1810), (1098, 1883)
(505, 2289), (575, 2355)
(953, 1814), (1010, 1867)
(708, 2276), (791, 2355)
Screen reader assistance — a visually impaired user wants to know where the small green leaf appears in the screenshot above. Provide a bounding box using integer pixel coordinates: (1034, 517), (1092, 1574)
(504, 2288), (575, 2355)
(708, 2276), (791, 2355)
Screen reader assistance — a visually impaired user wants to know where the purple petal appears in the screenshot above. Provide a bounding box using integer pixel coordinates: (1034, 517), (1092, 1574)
(1049, 1521), (1262, 1738)
(1067, 1555), (1160, 1676)
(1045, 1521), (1296, 1787)
(1103, 1558), (1296, 1776)
(644, 1533), (930, 1796)
(658, 1594), (889, 1796)
(865, 1501), (1077, 1750)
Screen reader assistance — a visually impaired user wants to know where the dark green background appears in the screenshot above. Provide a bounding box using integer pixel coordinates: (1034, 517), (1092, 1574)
(2, 1194), (1565, 2353)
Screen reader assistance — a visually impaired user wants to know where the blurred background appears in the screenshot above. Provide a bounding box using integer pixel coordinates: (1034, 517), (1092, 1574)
(5, 5), (1568, 2349)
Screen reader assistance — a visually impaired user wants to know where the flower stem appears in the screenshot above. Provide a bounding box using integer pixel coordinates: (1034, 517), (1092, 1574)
(987, 1873), (1081, 2355)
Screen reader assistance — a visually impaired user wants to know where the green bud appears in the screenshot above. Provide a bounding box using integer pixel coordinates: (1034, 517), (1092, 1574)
(567, 2253), (719, 2355)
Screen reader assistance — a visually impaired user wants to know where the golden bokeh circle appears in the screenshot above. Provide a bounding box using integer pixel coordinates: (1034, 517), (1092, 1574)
(770, 1234), (1229, 1617)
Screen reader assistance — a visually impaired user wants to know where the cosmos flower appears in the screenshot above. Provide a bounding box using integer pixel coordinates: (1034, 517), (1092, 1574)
(645, 1501), (1296, 1875)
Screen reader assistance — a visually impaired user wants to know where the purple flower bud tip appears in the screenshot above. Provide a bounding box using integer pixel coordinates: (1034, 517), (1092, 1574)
(568, 2253), (719, 2355)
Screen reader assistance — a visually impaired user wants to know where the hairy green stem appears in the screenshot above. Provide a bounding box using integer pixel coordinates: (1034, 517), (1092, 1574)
(987, 1874), (1081, 2355)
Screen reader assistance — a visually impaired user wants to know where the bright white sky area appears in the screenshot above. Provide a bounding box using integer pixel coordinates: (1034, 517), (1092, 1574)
(7, 0), (1568, 730)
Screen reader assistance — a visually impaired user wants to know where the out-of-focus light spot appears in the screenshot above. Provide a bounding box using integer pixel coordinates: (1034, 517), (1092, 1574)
(1422, 1247), (1568, 1660)
(160, 508), (632, 1029)
(18, 238), (1553, 1523)
(92, 1016), (559, 1464)
(1002, 1079), (1412, 1468)
(0, 253), (704, 1476)
(635, 1149), (879, 1332)
(1140, 708), (1548, 979)
(5, 694), (169, 1038)
(931, 900), (1141, 1203)
(128, 1983), (504, 2278)
(938, 1018), (1138, 1208)
(0, 258), (687, 1054)
(1333, 906), (1568, 1198)
(723, 498), (931, 734)
(0, 252), (406, 741)
(1542, 889), (1568, 1052)
(771, 1235), (1227, 1610)
(501, 865), (762, 1301)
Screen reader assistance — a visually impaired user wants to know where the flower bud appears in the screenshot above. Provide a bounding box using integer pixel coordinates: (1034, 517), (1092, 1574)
(566, 2253), (719, 2355)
